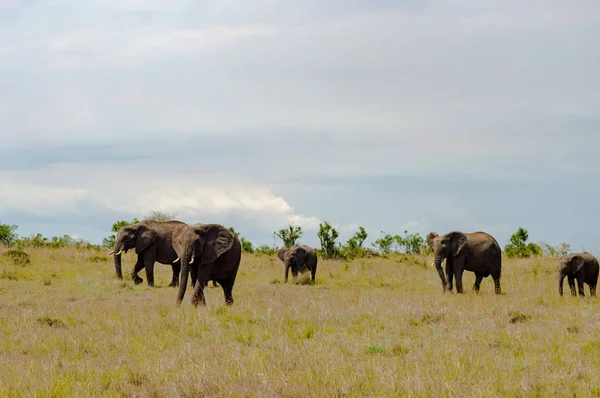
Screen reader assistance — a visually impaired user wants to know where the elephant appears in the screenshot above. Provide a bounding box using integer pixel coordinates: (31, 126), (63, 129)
(173, 223), (241, 306)
(558, 252), (599, 297)
(107, 220), (188, 287)
(426, 231), (502, 294)
(277, 245), (318, 283)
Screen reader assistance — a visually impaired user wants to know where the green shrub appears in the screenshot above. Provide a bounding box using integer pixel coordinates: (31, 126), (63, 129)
(2, 249), (31, 266)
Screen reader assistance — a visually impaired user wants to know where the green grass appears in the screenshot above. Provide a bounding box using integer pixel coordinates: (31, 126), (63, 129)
(0, 247), (598, 396)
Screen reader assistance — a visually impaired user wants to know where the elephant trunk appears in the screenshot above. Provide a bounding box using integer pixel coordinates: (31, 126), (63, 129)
(176, 247), (194, 305)
(434, 255), (447, 291)
(112, 240), (125, 279)
(114, 252), (123, 279)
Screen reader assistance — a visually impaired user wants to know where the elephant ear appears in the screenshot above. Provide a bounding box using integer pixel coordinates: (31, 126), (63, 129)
(277, 247), (288, 262)
(196, 224), (235, 264)
(135, 225), (158, 254)
(450, 232), (468, 257)
(426, 232), (438, 250)
(570, 255), (585, 274)
(294, 246), (307, 264)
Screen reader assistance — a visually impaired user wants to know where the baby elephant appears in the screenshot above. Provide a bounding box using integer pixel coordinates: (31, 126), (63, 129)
(277, 245), (318, 283)
(558, 252), (599, 297)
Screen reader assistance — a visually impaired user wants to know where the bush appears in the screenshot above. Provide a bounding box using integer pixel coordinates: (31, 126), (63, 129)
(342, 227), (369, 259)
(539, 241), (571, 258)
(255, 245), (278, 256)
(14, 234), (99, 250)
(372, 232), (395, 255)
(394, 230), (430, 255)
(0, 223), (18, 245)
(2, 249), (31, 266)
(504, 227), (542, 258)
(317, 221), (340, 259)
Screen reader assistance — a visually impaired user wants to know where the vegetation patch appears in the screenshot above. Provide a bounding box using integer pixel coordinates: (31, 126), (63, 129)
(509, 311), (532, 324)
(37, 316), (66, 328)
(2, 249), (31, 266)
(410, 313), (444, 326)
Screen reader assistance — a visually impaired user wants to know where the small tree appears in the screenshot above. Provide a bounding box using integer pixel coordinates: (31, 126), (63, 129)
(372, 232), (395, 255)
(504, 227), (541, 258)
(274, 225), (303, 248)
(0, 223), (18, 245)
(539, 241), (571, 258)
(317, 221), (340, 259)
(341, 226), (369, 259)
(346, 226), (368, 249)
(394, 230), (430, 255)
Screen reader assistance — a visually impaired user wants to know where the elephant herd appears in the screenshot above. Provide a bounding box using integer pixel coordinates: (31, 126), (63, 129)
(106, 220), (599, 306)
(105, 219), (319, 307)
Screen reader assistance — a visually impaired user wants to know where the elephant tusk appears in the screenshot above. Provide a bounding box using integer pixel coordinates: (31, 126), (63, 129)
(173, 257), (180, 264)
(106, 250), (114, 256)
(114, 250), (122, 256)
(190, 255), (195, 264)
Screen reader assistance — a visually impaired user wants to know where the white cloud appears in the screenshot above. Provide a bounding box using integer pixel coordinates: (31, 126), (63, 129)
(0, 180), (86, 214)
(0, 1), (600, 251)
(0, 163), (327, 234)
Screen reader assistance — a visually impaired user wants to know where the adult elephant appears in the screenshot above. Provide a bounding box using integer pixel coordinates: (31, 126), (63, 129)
(558, 252), (599, 297)
(173, 223), (241, 306)
(426, 231), (502, 294)
(277, 245), (318, 283)
(107, 220), (188, 287)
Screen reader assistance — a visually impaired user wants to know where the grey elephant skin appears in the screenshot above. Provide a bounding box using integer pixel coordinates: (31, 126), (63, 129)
(107, 220), (188, 287)
(558, 252), (599, 297)
(173, 223), (241, 306)
(427, 231), (502, 294)
(277, 245), (318, 283)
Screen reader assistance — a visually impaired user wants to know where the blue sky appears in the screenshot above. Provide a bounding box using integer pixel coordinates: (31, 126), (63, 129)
(1, 0), (599, 252)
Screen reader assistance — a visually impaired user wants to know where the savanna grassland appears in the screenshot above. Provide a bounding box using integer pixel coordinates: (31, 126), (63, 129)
(1, 247), (600, 397)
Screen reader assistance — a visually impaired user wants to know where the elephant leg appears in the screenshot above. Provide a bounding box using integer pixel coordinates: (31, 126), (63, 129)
(568, 275), (576, 296)
(311, 264), (317, 283)
(191, 281), (206, 306)
(143, 250), (157, 287)
(284, 263), (290, 283)
(191, 265), (214, 306)
(493, 276), (501, 295)
(576, 276), (585, 297)
(169, 261), (181, 287)
(453, 266), (464, 294)
(445, 260), (454, 291)
(219, 279), (235, 306)
(473, 274), (484, 293)
(131, 257), (145, 285)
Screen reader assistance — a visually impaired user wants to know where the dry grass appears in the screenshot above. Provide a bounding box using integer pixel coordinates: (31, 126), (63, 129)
(1, 247), (599, 397)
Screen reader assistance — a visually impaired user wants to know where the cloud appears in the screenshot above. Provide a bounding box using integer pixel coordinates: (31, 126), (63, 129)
(1, 1), (600, 252)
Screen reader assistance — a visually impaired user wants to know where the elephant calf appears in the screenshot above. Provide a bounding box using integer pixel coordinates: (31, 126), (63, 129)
(277, 245), (318, 283)
(558, 252), (599, 297)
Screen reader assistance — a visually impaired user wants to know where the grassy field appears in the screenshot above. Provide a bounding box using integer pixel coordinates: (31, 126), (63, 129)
(1, 247), (600, 397)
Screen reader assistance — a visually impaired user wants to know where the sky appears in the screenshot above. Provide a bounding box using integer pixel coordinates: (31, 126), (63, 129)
(0, 0), (599, 252)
